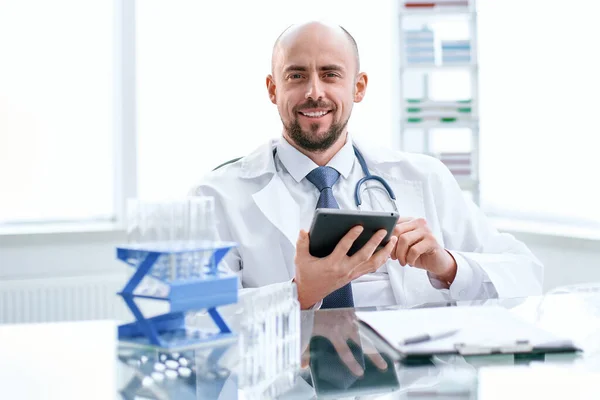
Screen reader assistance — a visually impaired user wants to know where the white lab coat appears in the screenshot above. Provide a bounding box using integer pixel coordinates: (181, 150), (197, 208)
(191, 138), (543, 306)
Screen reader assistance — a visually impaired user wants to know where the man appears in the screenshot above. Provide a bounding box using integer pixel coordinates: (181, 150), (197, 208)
(192, 21), (543, 310)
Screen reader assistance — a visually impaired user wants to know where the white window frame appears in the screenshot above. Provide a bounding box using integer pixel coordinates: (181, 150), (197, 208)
(0, 0), (136, 237)
(113, 0), (138, 229)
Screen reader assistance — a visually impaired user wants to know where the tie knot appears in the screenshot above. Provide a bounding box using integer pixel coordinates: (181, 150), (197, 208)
(306, 166), (340, 191)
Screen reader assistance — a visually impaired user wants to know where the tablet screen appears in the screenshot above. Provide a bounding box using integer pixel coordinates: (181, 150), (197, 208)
(308, 209), (399, 258)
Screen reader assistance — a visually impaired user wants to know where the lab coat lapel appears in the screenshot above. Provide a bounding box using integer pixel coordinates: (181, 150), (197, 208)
(251, 174), (300, 250)
(242, 141), (300, 253)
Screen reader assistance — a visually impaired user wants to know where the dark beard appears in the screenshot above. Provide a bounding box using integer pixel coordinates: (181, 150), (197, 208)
(285, 116), (349, 152)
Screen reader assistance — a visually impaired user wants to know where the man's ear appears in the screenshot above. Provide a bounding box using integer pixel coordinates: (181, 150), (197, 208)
(354, 72), (368, 103)
(266, 74), (277, 104)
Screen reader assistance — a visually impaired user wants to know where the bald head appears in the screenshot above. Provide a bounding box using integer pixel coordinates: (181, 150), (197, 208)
(271, 22), (360, 76)
(265, 21), (369, 156)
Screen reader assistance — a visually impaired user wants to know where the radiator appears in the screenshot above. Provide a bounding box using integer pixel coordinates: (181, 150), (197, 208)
(0, 274), (134, 324)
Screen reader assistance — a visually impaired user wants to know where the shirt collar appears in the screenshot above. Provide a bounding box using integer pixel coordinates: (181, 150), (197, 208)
(276, 134), (355, 183)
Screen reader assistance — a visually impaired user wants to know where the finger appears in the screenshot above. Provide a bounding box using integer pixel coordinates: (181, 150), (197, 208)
(357, 331), (389, 371)
(350, 229), (388, 264)
(395, 229), (425, 266)
(352, 236), (397, 279)
(394, 217), (427, 237)
(406, 238), (436, 266)
(366, 351), (388, 371)
(330, 226), (364, 262)
(296, 229), (310, 255)
(390, 226), (400, 261)
(372, 236), (398, 269)
(331, 339), (364, 377)
(390, 219), (419, 261)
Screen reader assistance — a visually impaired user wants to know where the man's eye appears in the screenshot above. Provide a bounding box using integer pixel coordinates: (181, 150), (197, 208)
(290, 74), (302, 79)
(324, 73), (339, 78)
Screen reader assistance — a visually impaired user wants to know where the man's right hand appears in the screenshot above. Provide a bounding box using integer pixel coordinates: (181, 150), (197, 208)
(294, 226), (398, 310)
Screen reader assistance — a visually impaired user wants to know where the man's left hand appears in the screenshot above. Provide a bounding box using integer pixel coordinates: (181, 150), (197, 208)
(390, 217), (457, 284)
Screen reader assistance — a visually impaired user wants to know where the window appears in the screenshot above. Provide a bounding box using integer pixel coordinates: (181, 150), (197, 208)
(5, 0), (596, 232)
(477, 0), (600, 227)
(135, 0), (398, 200)
(0, 0), (115, 224)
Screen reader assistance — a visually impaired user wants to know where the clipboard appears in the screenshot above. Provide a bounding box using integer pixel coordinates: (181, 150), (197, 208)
(356, 306), (580, 358)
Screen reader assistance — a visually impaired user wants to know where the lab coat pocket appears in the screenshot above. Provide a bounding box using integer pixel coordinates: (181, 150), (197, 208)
(241, 229), (291, 287)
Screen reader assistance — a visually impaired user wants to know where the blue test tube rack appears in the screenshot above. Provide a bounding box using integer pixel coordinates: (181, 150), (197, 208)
(116, 241), (238, 349)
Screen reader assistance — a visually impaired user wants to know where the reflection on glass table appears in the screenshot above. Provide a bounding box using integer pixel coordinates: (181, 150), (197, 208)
(306, 309), (399, 398)
(117, 341), (236, 400)
(116, 288), (600, 399)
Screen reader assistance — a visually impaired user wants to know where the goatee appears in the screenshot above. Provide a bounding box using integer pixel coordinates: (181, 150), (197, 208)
(285, 117), (349, 152)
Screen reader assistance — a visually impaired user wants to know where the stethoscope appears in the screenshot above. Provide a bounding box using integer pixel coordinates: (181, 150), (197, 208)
(352, 145), (399, 212)
(274, 144), (399, 212)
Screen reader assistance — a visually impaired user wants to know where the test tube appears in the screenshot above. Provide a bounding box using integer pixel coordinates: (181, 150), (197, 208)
(189, 197), (216, 278)
(170, 200), (184, 280)
(126, 198), (141, 265)
(189, 196), (217, 242)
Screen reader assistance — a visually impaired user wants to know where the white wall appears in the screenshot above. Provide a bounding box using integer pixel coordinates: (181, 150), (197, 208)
(512, 232), (600, 293)
(136, 0), (400, 200)
(0, 230), (124, 280)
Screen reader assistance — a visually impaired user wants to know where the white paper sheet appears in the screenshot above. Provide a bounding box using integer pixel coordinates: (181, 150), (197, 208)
(356, 305), (573, 354)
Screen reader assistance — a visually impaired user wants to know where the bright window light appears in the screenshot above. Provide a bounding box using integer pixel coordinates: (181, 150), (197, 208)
(478, 0), (600, 227)
(0, 0), (115, 224)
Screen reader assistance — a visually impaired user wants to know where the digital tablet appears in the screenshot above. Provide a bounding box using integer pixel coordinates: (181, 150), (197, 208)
(309, 335), (400, 398)
(308, 209), (400, 258)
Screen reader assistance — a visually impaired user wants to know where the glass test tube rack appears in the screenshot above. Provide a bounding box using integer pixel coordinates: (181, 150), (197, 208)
(116, 240), (239, 350)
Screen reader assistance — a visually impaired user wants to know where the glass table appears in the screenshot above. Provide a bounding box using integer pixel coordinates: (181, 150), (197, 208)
(116, 289), (600, 399)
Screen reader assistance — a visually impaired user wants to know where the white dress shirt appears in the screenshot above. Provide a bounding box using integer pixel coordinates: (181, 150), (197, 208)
(274, 135), (487, 308)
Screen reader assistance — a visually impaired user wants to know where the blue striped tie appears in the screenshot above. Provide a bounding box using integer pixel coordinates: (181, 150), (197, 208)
(306, 166), (354, 309)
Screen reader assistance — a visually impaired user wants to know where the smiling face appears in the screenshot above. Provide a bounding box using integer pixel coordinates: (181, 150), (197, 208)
(266, 23), (367, 153)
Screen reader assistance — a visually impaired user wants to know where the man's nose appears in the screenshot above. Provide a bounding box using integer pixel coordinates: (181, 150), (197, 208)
(305, 77), (325, 100)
